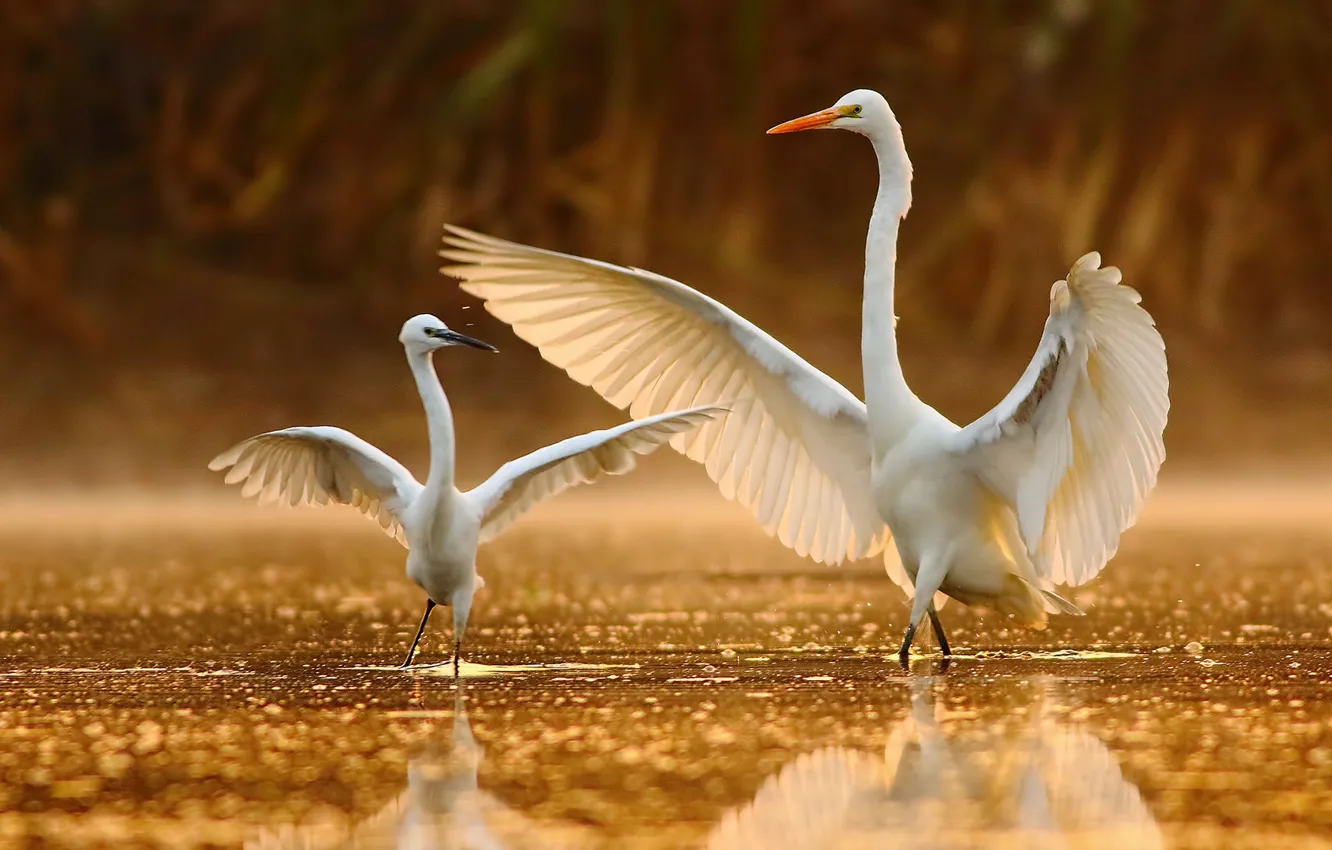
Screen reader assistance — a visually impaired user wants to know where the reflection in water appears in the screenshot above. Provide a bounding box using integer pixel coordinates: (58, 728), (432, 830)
(245, 687), (585, 850)
(707, 677), (1163, 850)
(350, 660), (638, 678)
(247, 678), (1160, 850)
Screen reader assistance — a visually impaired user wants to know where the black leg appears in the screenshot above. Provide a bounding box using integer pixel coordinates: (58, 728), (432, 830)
(927, 606), (951, 657)
(897, 622), (917, 659)
(400, 598), (436, 668)
(453, 637), (462, 679)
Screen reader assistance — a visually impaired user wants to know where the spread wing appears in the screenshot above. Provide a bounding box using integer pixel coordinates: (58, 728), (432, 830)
(949, 253), (1169, 586)
(465, 406), (723, 544)
(441, 225), (887, 566)
(208, 426), (423, 546)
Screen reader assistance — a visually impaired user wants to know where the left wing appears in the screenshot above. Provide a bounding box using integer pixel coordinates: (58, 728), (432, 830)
(948, 253), (1168, 587)
(465, 406), (724, 543)
(440, 224), (888, 566)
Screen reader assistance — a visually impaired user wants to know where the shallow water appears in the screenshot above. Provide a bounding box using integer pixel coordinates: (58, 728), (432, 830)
(2, 495), (1332, 848)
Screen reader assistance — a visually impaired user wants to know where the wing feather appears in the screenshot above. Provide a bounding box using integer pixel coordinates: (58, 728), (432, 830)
(208, 426), (423, 546)
(466, 406), (723, 544)
(950, 253), (1169, 586)
(442, 224), (887, 565)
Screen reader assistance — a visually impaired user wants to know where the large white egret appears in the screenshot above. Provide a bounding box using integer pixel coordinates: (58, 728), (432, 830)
(441, 88), (1168, 659)
(209, 314), (722, 675)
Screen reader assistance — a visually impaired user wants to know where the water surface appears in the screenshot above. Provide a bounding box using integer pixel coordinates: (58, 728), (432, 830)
(1, 492), (1331, 848)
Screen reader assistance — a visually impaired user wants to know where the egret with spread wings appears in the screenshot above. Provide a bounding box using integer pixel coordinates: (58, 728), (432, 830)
(440, 88), (1168, 660)
(209, 314), (722, 675)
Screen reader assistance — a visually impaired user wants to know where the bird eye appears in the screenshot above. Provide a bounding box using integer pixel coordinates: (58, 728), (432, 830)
(851, 105), (863, 116)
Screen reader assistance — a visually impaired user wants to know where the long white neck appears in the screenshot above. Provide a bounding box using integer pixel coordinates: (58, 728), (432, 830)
(407, 348), (456, 492)
(861, 125), (920, 454)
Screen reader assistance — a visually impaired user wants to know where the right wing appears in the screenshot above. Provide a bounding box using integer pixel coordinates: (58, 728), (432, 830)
(441, 225), (886, 566)
(208, 426), (423, 546)
(465, 406), (724, 544)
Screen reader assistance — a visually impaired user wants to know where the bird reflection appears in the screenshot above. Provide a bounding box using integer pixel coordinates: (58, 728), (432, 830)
(244, 685), (585, 850)
(247, 677), (1159, 849)
(705, 676), (1163, 850)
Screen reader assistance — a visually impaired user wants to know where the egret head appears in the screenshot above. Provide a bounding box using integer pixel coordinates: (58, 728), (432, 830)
(398, 314), (498, 354)
(766, 89), (897, 138)
(766, 88), (911, 208)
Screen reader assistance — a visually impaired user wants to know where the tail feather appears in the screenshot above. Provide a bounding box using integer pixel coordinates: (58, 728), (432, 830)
(985, 487), (1085, 622)
(1041, 587), (1084, 616)
(991, 573), (1049, 628)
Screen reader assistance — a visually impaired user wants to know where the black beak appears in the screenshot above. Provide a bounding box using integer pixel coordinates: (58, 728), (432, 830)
(440, 329), (498, 352)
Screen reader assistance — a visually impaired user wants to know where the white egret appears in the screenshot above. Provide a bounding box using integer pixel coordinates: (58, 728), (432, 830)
(439, 88), (1168, 659)
(209, 314), (723, 675)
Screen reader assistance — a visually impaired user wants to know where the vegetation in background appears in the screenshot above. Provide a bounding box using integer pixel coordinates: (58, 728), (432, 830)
(2, 1), (1330, 482)
(4, 1), (1330, 339)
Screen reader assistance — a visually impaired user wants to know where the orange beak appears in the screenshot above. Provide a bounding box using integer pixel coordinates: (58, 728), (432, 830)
(766, 108), (840, 135)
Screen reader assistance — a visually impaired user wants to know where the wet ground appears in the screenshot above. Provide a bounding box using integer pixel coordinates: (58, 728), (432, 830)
(2, 486), (1332, 848)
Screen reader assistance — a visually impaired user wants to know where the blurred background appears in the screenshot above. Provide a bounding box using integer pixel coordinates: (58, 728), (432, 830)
(3, 0), (1330, 489)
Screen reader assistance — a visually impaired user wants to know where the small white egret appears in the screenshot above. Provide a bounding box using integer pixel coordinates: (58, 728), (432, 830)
(209, 314), (722, 675)
(440, 88), (1168, 659)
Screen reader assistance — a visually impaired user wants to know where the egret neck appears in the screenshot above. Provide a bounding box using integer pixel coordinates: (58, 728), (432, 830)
(861, 120), (918, 455)
(406, 347), (457, 494)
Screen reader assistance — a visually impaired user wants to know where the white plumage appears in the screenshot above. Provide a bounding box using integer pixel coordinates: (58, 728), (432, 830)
(468, 410), (720, 544)
(209, 314), (721, 673)
(443, 88), (1168, 657)
(950, 253), (1169, 588)
(441, 235), (887, 568)
(210, 426), (421, 546)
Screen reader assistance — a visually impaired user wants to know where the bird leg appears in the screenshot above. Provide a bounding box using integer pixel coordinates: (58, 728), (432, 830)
(453, 637), (462, 679)
(903, 557), (947, 663)
(897, 622), (917, 659)
(927, 604), (951, 657)
(400, 598), (436, 668)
